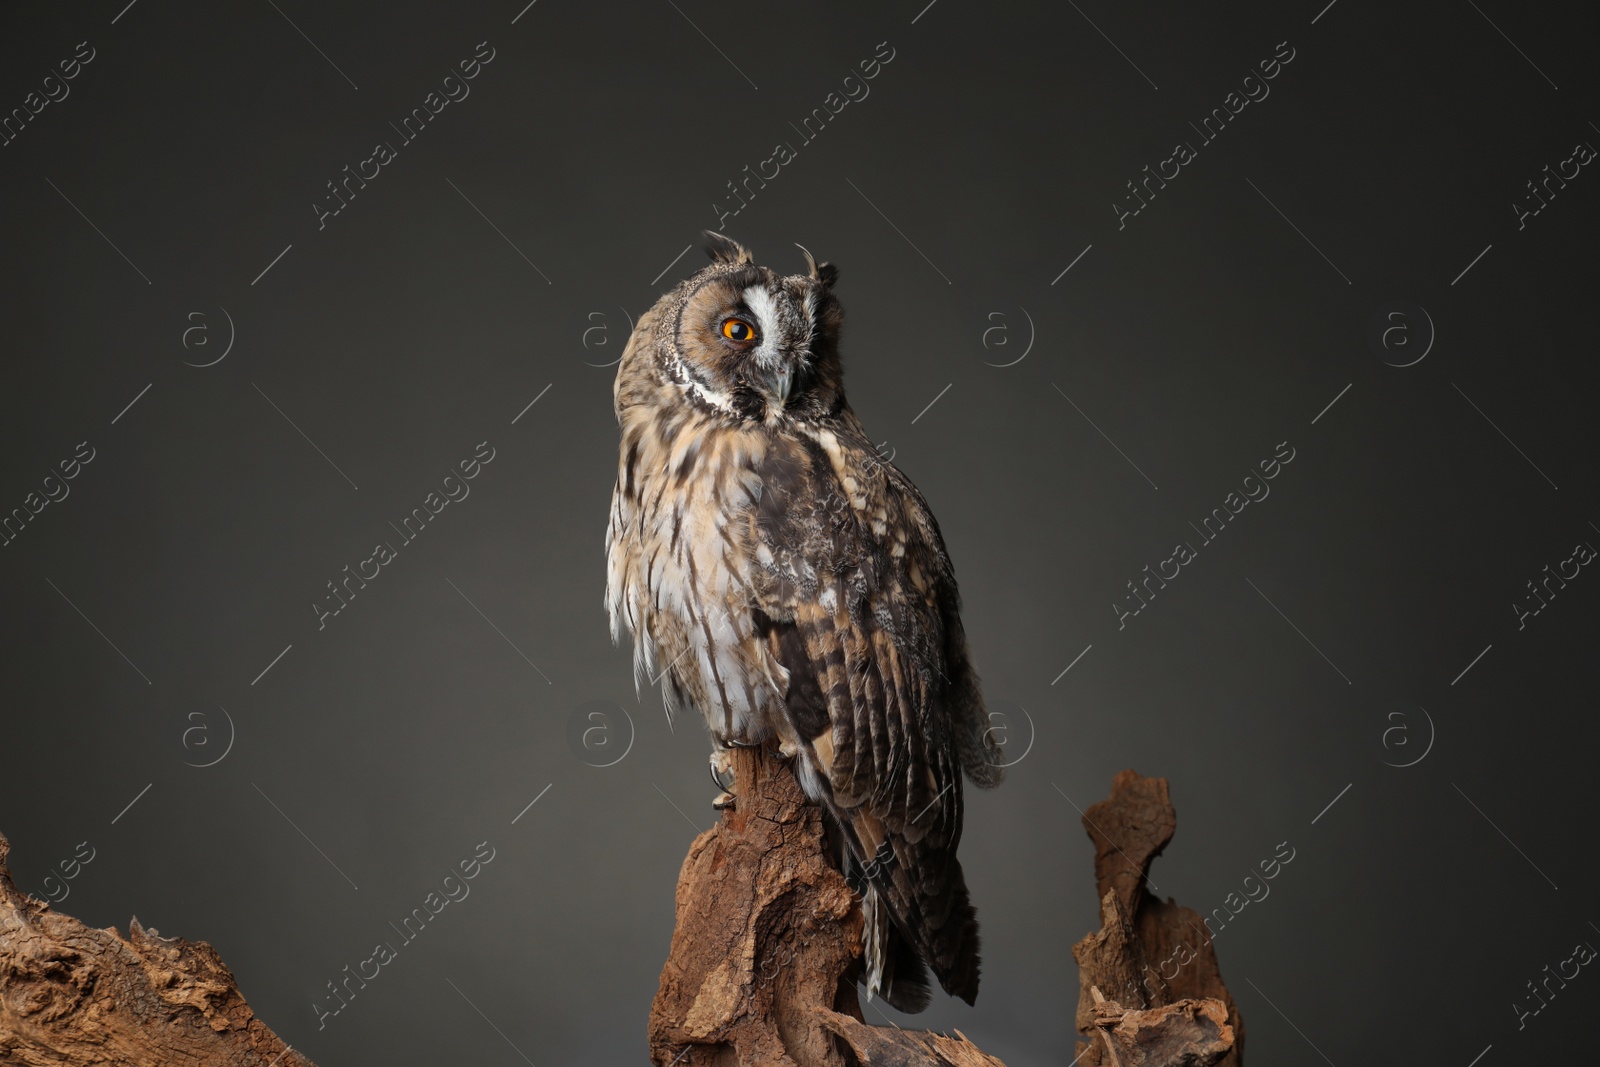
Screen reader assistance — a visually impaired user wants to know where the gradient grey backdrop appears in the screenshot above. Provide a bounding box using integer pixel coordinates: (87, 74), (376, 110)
(3, 1), (1597, 1063)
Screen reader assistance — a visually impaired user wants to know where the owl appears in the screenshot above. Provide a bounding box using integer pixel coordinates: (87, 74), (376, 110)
(604, 232), (1003, 1011)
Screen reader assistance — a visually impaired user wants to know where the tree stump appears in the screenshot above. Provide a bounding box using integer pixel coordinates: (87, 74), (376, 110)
(0, 829), (312, 1066)
(647, 743), (1006, 1067)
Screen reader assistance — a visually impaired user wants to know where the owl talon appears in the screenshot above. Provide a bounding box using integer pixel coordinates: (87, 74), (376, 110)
(710, 751), (735, 792)
(712, 791), (736, 811)
(777, 738), (799, 761)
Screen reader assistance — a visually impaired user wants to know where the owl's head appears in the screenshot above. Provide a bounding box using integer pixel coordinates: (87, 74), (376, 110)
(628, 232), (846, 426)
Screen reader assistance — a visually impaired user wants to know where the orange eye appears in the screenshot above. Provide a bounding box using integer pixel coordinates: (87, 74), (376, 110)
(721, 318), (757, 342)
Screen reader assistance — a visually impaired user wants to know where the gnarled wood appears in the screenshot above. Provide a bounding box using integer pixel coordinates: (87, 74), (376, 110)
(1083, 988), (1234, 1067)
(647, 744), (1007, 1067)
(0, 829), (312, 1067)
(1071, 770), (1242, 1067)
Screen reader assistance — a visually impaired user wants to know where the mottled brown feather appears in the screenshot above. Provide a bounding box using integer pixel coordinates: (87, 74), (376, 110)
(604, 240), (1002, 1008)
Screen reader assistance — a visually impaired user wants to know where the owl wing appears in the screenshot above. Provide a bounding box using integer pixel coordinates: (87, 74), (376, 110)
(747, 420), (984, 1006)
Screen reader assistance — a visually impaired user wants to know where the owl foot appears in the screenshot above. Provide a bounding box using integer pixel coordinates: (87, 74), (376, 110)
(712, 791), (736, 811)
(776, 738), (800, 761)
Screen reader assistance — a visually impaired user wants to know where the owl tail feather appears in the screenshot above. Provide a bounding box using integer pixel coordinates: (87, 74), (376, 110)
(862, 883), (932, 1014)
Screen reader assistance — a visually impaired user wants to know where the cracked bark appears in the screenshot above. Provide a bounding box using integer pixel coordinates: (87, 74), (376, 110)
(647, 743), (1005, 1067)
(648, 755), (1241, 1067)
(0, 829), (312, 1066)
(1070, 770), (1241, 1067)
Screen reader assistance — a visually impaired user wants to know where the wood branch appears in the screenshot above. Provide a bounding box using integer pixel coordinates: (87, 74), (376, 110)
(1070, 770), (1241, 1067)
(647, 744), (1006, 1067)
(0, 829), (312, 1067)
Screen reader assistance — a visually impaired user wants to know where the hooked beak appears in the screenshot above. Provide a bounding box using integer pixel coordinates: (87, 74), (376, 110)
(765, 364), (793, 407)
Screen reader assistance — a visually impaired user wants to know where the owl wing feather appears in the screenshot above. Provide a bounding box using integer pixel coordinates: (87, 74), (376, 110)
(747, 417), (982, 1005)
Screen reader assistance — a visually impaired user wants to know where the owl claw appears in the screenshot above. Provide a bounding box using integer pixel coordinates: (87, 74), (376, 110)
(777, 738), (799, 761)
(710, 751), (735, 792)
(712, 791), (736, 811)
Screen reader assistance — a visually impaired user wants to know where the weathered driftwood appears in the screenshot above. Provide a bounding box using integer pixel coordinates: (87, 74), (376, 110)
(1081, 986), (1234, 1067)
(0, 829), (312, 1067)
(1070, 770), (1241, 1067)
(0, 764), (1236, 1065)
(647, 744), (1006, 1067)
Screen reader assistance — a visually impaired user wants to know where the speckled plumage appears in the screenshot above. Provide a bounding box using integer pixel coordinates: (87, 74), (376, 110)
(604, 233), (1002, 1010)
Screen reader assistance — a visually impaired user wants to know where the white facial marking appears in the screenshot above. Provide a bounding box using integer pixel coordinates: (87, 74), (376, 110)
(667, 352), (735, 412)
(742, 285), (782, 368)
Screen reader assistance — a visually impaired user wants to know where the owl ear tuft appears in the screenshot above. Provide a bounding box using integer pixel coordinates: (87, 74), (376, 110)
(703, 231), (754, 266)
(795, 244), (838, 289)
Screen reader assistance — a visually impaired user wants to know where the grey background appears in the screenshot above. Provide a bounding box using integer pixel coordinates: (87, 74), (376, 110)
(2, 1), (1597, 1063)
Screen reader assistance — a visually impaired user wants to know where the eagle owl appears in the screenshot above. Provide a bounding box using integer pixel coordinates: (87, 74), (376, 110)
(604, 232), (1003, 1010)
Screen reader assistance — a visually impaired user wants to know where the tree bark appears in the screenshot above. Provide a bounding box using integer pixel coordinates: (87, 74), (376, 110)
(0, 829), (312, 1067)
(646, 744), (1005, 1067)
(1070, 770), (1241, 1067)
(1, 767), (1239, 1067)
